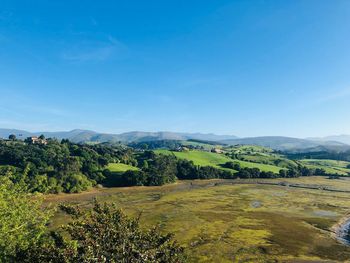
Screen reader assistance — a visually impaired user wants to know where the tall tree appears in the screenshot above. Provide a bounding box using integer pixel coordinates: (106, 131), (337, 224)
(8, 134), (16, 141)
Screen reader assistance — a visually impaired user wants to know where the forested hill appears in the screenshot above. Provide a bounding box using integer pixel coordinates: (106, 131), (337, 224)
(0, 139), (136, 193)
(219, 136), (350, 152)
(2, 135), (349, 195)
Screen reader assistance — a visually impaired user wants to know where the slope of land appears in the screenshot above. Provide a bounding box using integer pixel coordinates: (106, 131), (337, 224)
(300, 159), (350, 176)
(225, 145), (298, 169)
(309, 135), (350, 145)
(155, 149), (282, 173)
(0, 129), (237, 144)
(220, 136), (349, 152)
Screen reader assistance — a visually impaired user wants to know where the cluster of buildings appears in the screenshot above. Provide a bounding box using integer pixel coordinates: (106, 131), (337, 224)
(174, 145), (224, 153)
(27, 136), (48, 145)
(1, 135), (48, 145)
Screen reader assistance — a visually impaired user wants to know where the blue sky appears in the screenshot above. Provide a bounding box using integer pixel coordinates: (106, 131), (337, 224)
(0, 0), (350, 137)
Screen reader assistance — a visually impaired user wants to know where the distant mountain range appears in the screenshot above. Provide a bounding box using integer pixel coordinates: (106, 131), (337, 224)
(1, 128), (349, 152)
(0, 128), (237, 144)
(220, 136), (349, 152)
(307, 135), (350, 146)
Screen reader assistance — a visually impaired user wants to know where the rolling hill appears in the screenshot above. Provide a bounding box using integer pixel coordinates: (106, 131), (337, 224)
(220, 136), (349, 152)
(1, 128), (349, 152)
(155, 149), (283, 173)
(0, 129), (237, 144)
(308, 135), (350, 145)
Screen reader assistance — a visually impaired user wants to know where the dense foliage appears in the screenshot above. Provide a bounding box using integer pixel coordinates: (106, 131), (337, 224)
(0, 175), (52, 262)
(0, 139), (337, 193)
(128, 140), (182, 150)
(17, 202), (186, 263)
(104, 151), (330, 187)
(104, 152), (179, 187)
(0, 175), (185, 262)
(0, 140), (134, 193)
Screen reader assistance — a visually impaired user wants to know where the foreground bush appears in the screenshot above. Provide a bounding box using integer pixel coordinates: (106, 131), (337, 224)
(17, 201), (186, 263)
(0, 176), (52, 262)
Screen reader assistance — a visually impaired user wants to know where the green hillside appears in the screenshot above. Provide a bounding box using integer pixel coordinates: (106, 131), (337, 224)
(226, 145), (298, 170)
(181, 140), (223, 151)
(299, 159), (350, 176)
(155, 149), (282, 173)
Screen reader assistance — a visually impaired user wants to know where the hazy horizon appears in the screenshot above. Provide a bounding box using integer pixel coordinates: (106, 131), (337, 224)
(1, 126), (350, 140)
(1, 0), (350, 137)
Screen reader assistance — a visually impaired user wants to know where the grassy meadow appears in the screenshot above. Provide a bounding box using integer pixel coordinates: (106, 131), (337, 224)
(300, 159), (350, 176)
(155, 149), (282, 173)
(46, 176), (350, 262)
(106, 162), (139, 172)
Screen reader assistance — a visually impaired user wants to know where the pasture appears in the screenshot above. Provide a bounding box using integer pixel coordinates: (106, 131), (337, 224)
(300, 159), (350, 176)
(106, 163), (139, 172)
(155, 149), (282, 173)
(46, 176), (350, 262)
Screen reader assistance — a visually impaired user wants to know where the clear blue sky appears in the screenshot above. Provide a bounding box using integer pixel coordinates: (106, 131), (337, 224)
(1, 0), (350, 137)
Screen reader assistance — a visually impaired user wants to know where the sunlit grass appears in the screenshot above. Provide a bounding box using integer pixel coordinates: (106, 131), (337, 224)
(155, 149), (282, 173)
(106, 163), (139, 172)
(46, 176), (350, 262)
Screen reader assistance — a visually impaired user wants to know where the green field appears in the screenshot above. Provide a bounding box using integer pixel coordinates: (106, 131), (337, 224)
(181, 140), (223, 151)
(226, 145), (298, 170)
(46, 176), (350, 262)
(155, 149), (282, 173)
(300, 159), (350, 176)
(106, 163), (139, 172)
(227, 144), (274, 154)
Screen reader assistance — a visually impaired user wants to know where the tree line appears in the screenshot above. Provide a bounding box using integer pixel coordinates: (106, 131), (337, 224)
(0, 139), (135, 193)
(103, 151), (329, 188)
(0, 139), (333, 193)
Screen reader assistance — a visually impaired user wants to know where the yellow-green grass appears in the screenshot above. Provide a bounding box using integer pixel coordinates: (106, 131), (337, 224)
(300, 159), (350, 176)
(262, 175), (350, 191)
(301, 159), (350, 168)
(228, 144), (274, 153)
(46, 176), (350, 262)
(240, 154), (298, 168)
(181, 140), (222, 151)
(155, 149), (232, 168)
(227, 145), (298, 169)
(106, 163), (139, 173)
(299, 159), (350, 176)
(155, 149), (282, 173)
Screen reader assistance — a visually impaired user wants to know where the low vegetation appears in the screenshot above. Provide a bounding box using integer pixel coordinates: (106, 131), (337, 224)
(300, 159), (350, 176)
(47, 176), (350, 262)
(0, 174), (185, 262)
(2, 136), (350, 262)
(106, 162), (139, 172)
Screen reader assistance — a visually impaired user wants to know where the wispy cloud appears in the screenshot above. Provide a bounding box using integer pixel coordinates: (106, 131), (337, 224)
(61, 36), (127, 62)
